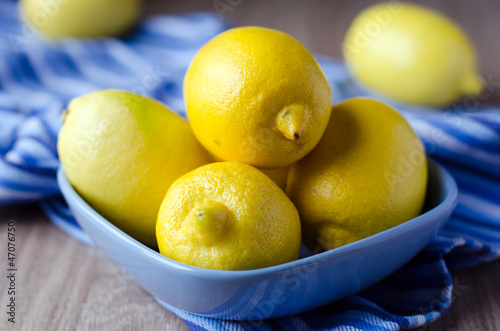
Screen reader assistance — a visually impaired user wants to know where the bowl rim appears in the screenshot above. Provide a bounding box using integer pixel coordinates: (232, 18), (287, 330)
(58, 159), (457, 281)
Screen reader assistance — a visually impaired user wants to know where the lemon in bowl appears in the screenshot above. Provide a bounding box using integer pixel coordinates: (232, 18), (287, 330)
(57, 90), (212, 248)
(287, 98), (428, 251)
(56, 158), (456, 319)
(156, 162), (301, 270)
(184, 26), (332, 168)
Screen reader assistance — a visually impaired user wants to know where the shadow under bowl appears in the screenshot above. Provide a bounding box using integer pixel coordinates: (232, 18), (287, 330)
(58, 159), (457, 320)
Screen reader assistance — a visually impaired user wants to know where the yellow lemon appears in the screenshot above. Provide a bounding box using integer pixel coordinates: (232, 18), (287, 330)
(343, 2), (481, 107)
(20, 0), (141, 39)
(156, 162), (301, 270)
(58, 90), (212, 248)
(287, 98), (427, 251)
(211, 154), (290, 190)
(259, 166), (290, 191)
(184, 26), (332, 168)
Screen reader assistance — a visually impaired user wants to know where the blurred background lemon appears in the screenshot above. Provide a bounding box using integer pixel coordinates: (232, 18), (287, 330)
(20, 0), (142, 39)
(343, 2), (481, 107)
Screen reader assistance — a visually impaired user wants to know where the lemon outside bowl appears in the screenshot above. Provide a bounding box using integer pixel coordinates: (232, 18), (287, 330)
(57, 159), (457, 320)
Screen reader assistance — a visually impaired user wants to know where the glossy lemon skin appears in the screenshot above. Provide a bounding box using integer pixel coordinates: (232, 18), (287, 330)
(156, 162), (301, 270)
(58, 90), (212, 248)
(20, 0), (141, 39)
(343, 3), (481, 107)
(184, 26), (332, 168)
(287, 98), (427, 251)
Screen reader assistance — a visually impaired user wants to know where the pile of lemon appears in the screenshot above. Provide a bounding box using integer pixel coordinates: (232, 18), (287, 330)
(58, 3), (480, 270)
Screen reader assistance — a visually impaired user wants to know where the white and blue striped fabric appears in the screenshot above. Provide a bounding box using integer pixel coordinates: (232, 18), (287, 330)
(1, 0), (499, 329)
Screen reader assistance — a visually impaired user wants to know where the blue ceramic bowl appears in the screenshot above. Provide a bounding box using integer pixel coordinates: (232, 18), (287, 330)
(57, 159), (457, 320)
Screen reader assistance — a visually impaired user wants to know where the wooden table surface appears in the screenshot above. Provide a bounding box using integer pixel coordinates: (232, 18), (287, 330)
(1, 1), (500, 330)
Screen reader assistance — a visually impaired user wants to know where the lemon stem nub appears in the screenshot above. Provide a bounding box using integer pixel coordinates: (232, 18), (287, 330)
(192, 201), (231, 243)
(276, 104), (307, 141)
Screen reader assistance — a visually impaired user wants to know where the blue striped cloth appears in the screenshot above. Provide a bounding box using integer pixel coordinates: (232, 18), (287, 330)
(1, 1), (499, 329)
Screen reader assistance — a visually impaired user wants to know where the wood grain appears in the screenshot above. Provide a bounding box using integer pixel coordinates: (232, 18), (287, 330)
(1, 1), (500, 330)
(0, 205), (188, 331)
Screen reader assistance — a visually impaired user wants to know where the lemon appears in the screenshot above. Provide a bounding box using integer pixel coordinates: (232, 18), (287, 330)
(20, 0), (141, 39)
(343, 2), (481, 107)
(184, 26), (332, 169)
(287, 98), (427, 251)
(259, 166), (289, 191)
(57, 90), (212, 248)
(156, 162), (301, 270)
(211, 154), (290, 190)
